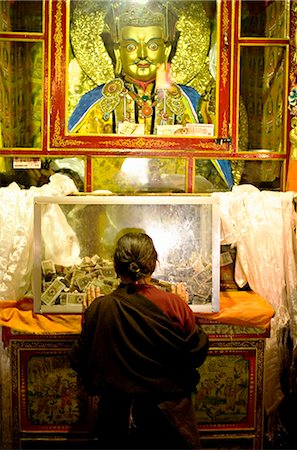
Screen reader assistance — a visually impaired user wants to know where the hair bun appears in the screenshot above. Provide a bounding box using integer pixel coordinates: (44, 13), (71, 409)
(128, 261), (140, 274)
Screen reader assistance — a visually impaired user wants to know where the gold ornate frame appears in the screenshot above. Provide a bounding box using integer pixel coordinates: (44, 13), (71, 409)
(49, 0), (232, 153)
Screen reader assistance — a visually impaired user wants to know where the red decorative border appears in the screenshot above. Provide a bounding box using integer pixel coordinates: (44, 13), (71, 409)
(195, 340), (264, 440)
(11, 339), (95, 437)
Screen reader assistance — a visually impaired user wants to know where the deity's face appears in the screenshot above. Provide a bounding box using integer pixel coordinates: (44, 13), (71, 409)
(118, 25), (169, 82)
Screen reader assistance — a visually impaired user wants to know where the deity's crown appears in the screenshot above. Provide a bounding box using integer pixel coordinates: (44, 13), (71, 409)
(117, 3), (165, 29)
(108, 1), (176, 43)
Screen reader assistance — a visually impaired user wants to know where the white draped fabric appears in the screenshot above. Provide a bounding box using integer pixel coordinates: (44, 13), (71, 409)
(0, 174), (79, 301)
(213, 186), (297, 423)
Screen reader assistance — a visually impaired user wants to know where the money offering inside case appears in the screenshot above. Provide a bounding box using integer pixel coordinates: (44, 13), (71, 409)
(33, 195), (220, 314)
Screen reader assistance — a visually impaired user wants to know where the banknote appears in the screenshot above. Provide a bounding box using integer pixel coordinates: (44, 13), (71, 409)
(185, 123), (214, 136)
(41, 278), (66, 305)
(118, 122), (144, 135)
(191, 286), (212, 303)
(80, 256), (96, 268)
(69, 270), (85, 288)
(220, 251), (233, 267)
(157, 123), (214, 136)
(66, 292), (87, 304)
(194, 263), (212, 283)
(91, 254), (101, 265)
(41, 259), (56, 276)
(101, 266), (116, 277)
(76, 274), (92, 291)
(60, 293), (67, 305)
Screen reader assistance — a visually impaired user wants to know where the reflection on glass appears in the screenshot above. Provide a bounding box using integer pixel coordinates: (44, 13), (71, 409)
(194, 159), (283, 191)
(194, 159), (233, 192)
(239, 160), (283, 190)
(0, 157), (85, 191)
(0, 41), (43, 148)
(0, 1), (43, 33)
(92, 157), (186, 193)
(240, 0), (288, 38)
(67, 0), (217, 136)
(239, 46), (286, 152)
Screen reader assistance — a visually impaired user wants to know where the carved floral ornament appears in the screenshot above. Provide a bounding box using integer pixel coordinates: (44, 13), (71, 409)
(289, 75), (297, 160)
(288, 71), (297, 116)
(288, 2), (297, 160)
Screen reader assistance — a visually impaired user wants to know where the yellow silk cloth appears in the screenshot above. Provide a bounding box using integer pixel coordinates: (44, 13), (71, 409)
(0, 291), (275, 335)
(198, 291), (275, 328)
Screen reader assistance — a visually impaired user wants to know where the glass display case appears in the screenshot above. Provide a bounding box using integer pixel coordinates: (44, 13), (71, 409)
(33, 195), (220, 314)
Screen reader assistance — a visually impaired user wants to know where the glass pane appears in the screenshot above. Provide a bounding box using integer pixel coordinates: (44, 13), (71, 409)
(194, 159), (234, 192)
(0, 41), (43, 148)
(239, 46), (286, 152)
(239, 160), (283, 190)
(0, 156), (85, 191)
(92, 157), (187, 193)
(67, 0), (217, 136)
(194, 159), (283, 191)
(241, 0), (288, 38)
(0, 1), (43, 33)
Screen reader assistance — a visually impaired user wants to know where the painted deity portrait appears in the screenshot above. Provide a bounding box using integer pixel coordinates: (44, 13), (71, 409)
(67, 0), (217, 136)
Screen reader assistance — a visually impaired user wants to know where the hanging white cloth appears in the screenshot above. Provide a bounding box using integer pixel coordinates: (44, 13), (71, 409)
(0, 174), (79, 301)
(213, 185), (297, 417)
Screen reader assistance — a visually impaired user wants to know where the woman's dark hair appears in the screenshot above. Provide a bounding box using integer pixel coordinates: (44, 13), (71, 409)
(113, 232), (158, 281)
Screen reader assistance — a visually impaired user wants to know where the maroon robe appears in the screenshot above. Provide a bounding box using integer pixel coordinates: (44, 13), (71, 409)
(69, 283), (208, 449)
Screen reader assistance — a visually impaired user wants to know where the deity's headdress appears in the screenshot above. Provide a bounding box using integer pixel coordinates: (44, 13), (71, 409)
(104, 1), (178, 45)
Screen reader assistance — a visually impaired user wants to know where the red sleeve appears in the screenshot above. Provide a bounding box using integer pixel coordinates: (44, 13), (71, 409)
(138, 285), (196, 334)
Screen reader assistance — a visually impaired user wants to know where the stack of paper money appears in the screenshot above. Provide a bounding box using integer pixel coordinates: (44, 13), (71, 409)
(41, 255), (119, 306)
